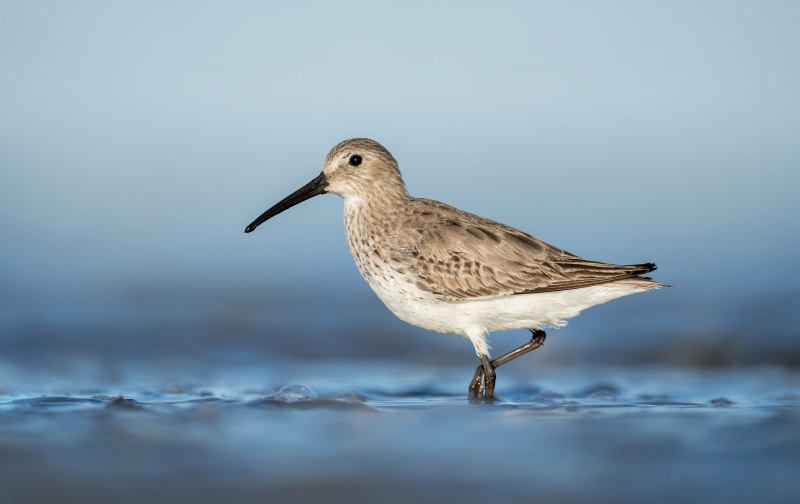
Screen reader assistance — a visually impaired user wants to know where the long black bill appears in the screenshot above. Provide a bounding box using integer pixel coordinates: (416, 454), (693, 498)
(244, 172), (329, 233)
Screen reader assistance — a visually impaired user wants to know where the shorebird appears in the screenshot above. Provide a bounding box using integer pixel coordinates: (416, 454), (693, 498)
(245, 138), (668, 401)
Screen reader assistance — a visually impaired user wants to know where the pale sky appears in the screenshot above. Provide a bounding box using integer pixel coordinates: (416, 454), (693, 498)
(1, 1), (798, 301)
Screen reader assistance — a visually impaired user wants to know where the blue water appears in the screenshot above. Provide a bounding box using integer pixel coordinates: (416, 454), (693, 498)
(1, 364), (798, 504)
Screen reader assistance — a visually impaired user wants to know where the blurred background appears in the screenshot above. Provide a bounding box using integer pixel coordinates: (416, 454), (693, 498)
(2, 3), (800, 504)
(1, 1), (799, 379)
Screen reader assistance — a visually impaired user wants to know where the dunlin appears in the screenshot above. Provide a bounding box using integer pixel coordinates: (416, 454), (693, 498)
(245, 138), (668, 401)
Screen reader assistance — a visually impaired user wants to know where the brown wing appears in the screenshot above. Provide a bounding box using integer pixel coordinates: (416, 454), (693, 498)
(389, 199), (657, 301)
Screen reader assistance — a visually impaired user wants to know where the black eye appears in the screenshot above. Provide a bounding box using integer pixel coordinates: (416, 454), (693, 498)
(349, 155), (362, 167)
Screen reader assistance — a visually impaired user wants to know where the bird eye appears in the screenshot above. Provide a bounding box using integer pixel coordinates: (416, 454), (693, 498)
(349, 155), (362, 167)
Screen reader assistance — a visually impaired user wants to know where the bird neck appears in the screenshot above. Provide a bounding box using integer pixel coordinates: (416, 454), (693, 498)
(343, 189), (409, 245)
(343, 183), (409, 217)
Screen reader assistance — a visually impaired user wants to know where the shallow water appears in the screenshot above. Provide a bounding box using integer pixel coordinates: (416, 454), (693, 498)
(1, 365), (798, 504)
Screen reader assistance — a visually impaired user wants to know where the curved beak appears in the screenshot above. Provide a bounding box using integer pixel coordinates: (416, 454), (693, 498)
(244, 172), (329, 233)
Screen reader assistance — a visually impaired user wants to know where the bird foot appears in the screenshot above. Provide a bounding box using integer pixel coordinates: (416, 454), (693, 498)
(468, 357), (496, 404)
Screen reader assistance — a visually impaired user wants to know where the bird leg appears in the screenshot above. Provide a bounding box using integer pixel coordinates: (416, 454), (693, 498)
(492, 329), (547, 367)
(468, 329), (547, 402)
(468, 355), (496, 402)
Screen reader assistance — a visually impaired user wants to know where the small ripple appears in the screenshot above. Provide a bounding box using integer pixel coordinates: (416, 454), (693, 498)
(247, 397), (377, 411)
(105, 396), (145, 409)
(269, 384), (317, 402)
(709, 397), (735, 407)
(9, 395), (106, 408)
(636, 400), (702, 407)
(576, 383), (621, 399)
(589, 392), (618, 402)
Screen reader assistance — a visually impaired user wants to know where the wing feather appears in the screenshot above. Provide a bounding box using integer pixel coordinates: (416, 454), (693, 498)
(391, 199), (657, 301)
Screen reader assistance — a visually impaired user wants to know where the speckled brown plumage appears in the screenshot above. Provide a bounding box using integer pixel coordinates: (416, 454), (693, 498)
(327, 139), (663, 303)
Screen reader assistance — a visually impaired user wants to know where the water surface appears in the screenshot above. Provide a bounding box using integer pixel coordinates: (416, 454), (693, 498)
(2, 365), (798, 504)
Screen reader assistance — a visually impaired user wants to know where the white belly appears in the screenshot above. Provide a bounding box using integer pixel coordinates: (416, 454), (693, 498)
(361, 269), (645, 357)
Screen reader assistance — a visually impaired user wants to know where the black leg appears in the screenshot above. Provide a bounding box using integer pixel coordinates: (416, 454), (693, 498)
(468, 355), (496, 403)
(491, 329), (546, 368)
(468, 329), (547, 402)
(468, 364), (484, 400)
